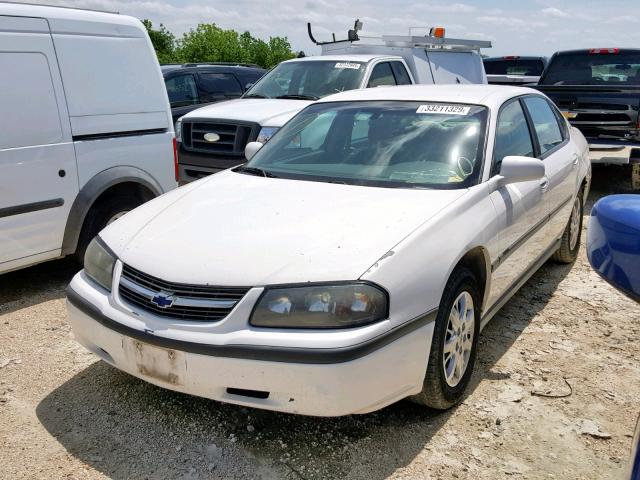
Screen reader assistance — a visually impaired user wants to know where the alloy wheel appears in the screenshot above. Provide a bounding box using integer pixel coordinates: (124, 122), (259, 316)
(443, 291), (475, 387)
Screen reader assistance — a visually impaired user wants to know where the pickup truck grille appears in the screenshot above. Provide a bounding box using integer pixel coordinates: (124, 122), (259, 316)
(182, 119), (259, 158)
(118, 264), (250, 321)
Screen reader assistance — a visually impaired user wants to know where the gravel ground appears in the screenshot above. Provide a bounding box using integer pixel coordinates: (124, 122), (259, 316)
(1, 165), (640, 480)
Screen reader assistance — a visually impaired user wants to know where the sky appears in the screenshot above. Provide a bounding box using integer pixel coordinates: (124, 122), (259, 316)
(15, 0), (640, 57)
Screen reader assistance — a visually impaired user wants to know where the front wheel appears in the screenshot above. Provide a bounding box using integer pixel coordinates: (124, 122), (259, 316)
(75, 197), (142, 264)
(552, 188), (584, 264)
(410, 267), (481, 410)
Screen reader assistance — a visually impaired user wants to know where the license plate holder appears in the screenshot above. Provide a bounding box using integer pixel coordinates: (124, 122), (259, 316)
(123, 337), (186, 386)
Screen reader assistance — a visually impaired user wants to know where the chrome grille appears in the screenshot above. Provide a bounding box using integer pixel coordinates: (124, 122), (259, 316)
(183, 120), (259, 157)
(118, 264), (250, 321)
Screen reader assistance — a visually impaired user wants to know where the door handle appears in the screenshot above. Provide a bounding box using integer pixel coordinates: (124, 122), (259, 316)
(539, 177), (550, 191)
(571, 153), (580, 166)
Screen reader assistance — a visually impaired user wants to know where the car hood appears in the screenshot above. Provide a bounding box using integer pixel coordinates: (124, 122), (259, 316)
(181, 98), (313, 127)
(107, 170), (467, 286)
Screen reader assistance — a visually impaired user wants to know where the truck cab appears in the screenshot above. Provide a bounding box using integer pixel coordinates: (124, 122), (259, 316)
(176, 24), (491, 183)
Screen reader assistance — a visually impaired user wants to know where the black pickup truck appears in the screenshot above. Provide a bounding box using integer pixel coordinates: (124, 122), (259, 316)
(535, 48), (640, 189)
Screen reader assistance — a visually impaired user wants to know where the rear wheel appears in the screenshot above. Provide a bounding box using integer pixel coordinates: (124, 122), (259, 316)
(410, 267), (480, 410)
(552, 187), (584, 264)
(75, 196), (141, 264)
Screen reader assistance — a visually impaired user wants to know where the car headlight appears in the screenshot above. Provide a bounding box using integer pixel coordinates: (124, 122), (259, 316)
(175, 118), (183, 142)
(256, 126), (279, 144)
(84, 237), (116, 291)
(250, 283), (388, 329)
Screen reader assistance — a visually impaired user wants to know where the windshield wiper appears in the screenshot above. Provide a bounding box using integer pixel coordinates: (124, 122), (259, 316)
(275, 94), (320, 101)
(233, 166), (279, 178)
(243, 94), (269, 99)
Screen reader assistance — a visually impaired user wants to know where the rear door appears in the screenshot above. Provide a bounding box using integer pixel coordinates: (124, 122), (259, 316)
(0, 16), (78, 265)
(522, 96), (578, 238)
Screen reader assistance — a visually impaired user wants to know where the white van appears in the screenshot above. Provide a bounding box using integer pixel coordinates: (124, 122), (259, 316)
(177, 23), (491, 182)
(0, 3), (177, 274)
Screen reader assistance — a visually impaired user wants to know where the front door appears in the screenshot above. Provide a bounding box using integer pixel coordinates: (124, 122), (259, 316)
(487, 98), (550, 308)
(0, 17), (78, 265)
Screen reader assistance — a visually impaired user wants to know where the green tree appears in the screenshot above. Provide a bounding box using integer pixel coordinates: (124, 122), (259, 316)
(142, 19), (176, 64)
(175, 23), (295, 68)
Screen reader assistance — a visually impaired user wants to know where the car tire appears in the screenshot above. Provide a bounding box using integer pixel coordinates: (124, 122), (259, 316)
(410, 267), (481, 410)
(552, 187), (584, 264)
(632, 164), (640, 191)
(74, 197), (140, 264)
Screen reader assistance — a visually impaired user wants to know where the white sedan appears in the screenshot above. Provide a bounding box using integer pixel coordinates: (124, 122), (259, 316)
(67, 85), (590, 416)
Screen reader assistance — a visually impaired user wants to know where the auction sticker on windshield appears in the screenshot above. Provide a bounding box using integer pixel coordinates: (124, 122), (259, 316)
(335, 62), (361, 69)
(417, 104), (471, 115)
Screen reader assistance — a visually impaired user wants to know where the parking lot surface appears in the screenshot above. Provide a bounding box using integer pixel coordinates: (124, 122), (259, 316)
(1, 166), (640, 480)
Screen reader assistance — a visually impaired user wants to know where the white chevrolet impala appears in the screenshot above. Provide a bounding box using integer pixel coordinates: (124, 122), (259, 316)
(67, 85), (590, 416)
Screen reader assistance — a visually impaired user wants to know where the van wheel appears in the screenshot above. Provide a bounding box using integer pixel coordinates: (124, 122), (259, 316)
(632, 164), (640, 191)
(75, 197), (140, 265)
(410, 267), (480, 410)
(552, 188), (584, 264)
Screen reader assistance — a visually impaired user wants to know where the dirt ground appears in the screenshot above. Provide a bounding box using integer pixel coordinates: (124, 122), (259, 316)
(1, 166), (640, 480)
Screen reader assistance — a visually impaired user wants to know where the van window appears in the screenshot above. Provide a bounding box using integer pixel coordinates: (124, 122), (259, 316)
(165, 74), (199, 107)
(391, 62), (412, 85)
(367, 63), (396, 87)
(523, 96), (565, 155)
(493, 100), (534, 174)
(0, 53), (62, 149)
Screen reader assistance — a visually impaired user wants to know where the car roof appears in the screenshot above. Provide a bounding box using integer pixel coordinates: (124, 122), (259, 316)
(161, 64), (266, 76)
(283, 54), (396, 64)
(0, 2), (144, 35)
(316, 84), (542, 109)
(553, 48), (640, 56)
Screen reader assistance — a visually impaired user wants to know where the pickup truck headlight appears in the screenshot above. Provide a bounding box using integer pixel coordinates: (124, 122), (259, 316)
(84, 237), (116, 291)
(250, 283), (388, 329)
(256, 126), (279, 144)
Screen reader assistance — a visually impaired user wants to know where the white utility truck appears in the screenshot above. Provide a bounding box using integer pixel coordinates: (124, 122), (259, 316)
(176, 21), (491, 182)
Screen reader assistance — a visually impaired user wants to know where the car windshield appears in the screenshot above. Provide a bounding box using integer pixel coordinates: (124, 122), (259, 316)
(541, 52), (640, 85)
(484, 59), (544, 76)
(243, 61), (366, 100)
(244, 101), (488, 189)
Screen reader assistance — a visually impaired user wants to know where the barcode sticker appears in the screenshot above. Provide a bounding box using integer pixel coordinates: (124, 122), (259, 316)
(334, 62), (361, 70)
(416, 104), (471, 115)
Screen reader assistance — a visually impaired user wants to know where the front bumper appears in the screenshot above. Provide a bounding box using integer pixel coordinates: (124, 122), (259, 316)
(66, 273), (434, 416)
(588, 139), (640, 165)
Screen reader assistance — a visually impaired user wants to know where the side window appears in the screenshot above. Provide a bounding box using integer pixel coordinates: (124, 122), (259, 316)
(351, 113), (371, 143)
(391, 62), (412, 85)
(367, 62), (396, 88)
(0, 52), (62, 149)
(285, 111), (337, 150)
(493, 100), (535, 175)
(165, 74), (199, 107)
(199, 73), (243, 99)
(522, 96), (565, 155)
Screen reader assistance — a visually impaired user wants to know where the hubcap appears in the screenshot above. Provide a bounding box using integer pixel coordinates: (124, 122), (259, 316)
(106, 211), (128, 226)
(443, 291), (475, 387)
(569, 197), (581, 250)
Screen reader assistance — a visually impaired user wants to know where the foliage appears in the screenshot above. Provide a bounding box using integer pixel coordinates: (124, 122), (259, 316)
(142, 20), (177, 64)
(142, 20), (297, 68)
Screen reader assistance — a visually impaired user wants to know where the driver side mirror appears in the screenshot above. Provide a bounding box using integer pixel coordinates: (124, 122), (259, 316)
(245, 141), (263, 161)
(498, 156), (545, 186)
